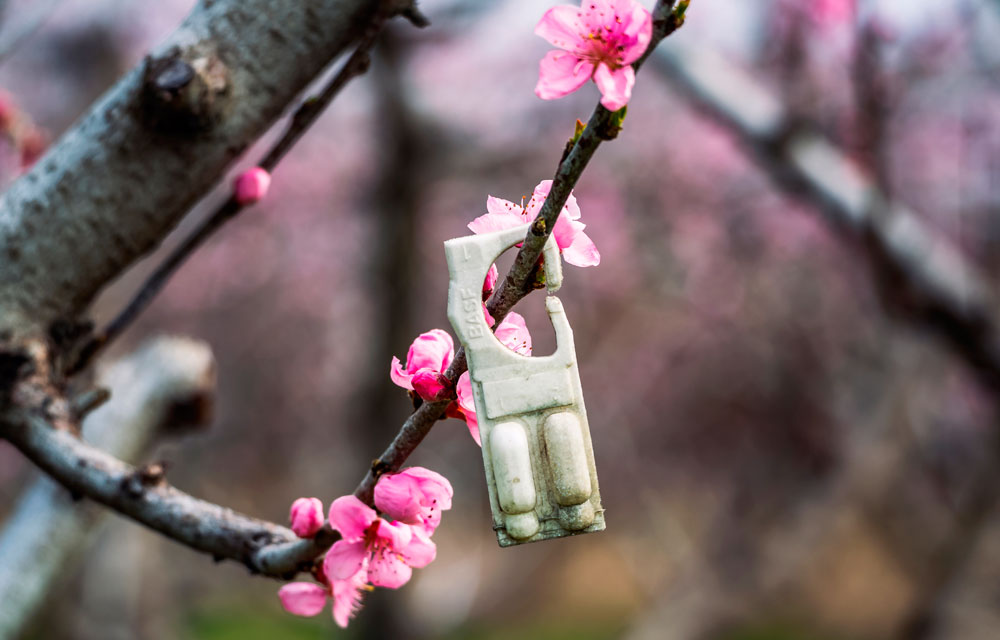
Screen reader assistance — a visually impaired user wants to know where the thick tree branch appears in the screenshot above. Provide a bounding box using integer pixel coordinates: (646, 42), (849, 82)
(69, 1), (427, 374)
(0, 0), (390, 340)
(0, 337), (215, 639)
(0, 0), (690, 581)
(0, 411), (303, 574)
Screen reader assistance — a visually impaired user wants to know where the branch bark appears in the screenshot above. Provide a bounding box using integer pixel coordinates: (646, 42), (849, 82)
(0, 0), (382, 339)
(0, 336), (215, 639)
(69, 3), (429, 374)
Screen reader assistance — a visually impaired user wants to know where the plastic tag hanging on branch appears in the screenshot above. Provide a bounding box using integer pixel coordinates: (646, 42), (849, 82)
(445, 223), (605, 546)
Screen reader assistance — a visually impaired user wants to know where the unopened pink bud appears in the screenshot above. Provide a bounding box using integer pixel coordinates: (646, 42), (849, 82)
(289, 497), (324, 538)
(233, 167), (271, 204)
(411, 369), (450, 402)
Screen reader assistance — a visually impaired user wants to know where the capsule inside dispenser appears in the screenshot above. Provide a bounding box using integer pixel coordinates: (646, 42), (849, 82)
(489, 421), (539, 539)
(543, 411), (595, 530)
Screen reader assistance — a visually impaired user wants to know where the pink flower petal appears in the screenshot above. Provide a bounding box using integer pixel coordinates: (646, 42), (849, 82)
(411, 368), (449, 402)
(331, 567), (369, 628)
(400, 527), (437, 569)
(374, 474), (423, 525)
(562, 227), (601, 267)
(406, 330), (455, 374)
(618, 1), (654, 65)
(456, 372), (481, 446)
(278, 582), (328, 617)
(375, 519), (413, 550)
(289, 497), (324, 538)
(403, 467), (454, 510)
(534, 5), (589, 54)
(328, 496), (376, 540)
(579, 0), (616, 34)
(389, 356), (414, 390)
(525, 180), (581, 221)
(368, 547), (413, 589)
(593, 62), (635, 111)
(484, 263), (499, 295)
(552, 211), (582, 252)
(464, 411), (480, 446)
(483, 303), (496, 328)
(496, 312), (532, 356)
(376, 467), (454, 533)
(535, 50), (594, 101)
(486, 196), (525, 218)
(468, 209), (526, 235)
(324, 539), (368, 581)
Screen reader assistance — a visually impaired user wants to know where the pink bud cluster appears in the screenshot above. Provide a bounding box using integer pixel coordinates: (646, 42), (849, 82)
(278, 467), (453, 628)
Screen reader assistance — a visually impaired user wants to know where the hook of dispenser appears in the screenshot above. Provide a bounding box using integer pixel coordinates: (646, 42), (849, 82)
(444, 223), (563, 351)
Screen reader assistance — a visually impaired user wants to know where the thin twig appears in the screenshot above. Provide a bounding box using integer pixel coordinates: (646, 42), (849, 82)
(68, 2), (428, 375)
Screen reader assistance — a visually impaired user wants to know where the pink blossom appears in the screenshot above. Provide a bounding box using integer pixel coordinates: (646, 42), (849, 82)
(233, 167), (271, 205)
(455, 373), (480, 445)
(809, 0), (855, 26)
(454, 312), (533, 446)
(494, 311), (533, 356)
(469, 180), (600, 268)
(411, 369), (451, 402)
(482, 262), (501, 326)
(534, 0), (653, 111)
(374, 467), (454, 534)
(324, 496), (436, 589)
(390, 329), (455, 400)
(484, 263), (499, 295)
(289, 497), (324, 538)
(278, 564), (369, 628)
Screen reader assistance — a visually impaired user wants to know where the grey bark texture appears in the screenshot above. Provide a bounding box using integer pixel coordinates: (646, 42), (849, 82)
(0, 0), (376, 339)
(0, 336), (215, 640)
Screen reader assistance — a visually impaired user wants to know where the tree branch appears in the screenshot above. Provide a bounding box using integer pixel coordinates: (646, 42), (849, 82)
(0, 337), (215, 639)
(68, 1), (428, 374)
(0, 0), (386, 340)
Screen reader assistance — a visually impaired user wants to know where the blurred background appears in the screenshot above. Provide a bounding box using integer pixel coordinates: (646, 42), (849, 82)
(1, 0), (1000, 638)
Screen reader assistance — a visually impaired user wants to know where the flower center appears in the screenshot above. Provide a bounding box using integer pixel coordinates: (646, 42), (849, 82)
(363, 519), (382, 547)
